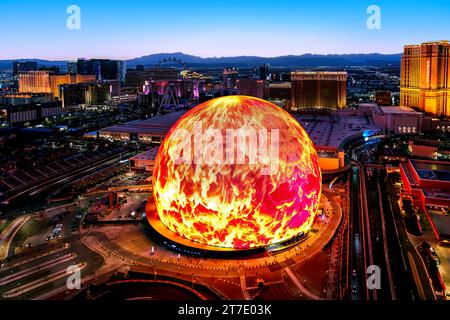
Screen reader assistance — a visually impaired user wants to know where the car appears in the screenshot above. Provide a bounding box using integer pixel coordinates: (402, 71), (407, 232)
(430, 247), (441, 265)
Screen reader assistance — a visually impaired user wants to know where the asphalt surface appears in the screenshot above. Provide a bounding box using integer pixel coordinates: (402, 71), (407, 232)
(0, 237), (104, 300)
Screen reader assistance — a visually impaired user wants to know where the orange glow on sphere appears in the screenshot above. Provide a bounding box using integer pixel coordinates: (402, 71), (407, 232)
(151, 96), (321, 249)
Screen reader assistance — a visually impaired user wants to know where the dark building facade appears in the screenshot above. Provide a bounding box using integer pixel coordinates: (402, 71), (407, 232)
(375, 91), (392, 106)
(76, 58), (123, 81)
(59, 83), (88, 107)
(13, 61), (38, 79)
(290, 71), (347, 111)
(67, 61), (78, 74)
(125, 68), (179, 88)
(223, 67), (239, 90)
(236, 79), (265, 99)
(7, 101), (62, 124)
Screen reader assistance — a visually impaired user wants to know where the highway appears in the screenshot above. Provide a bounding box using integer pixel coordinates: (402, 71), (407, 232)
(0, 238), (104, 300)
(348, 165), (366, 300)
(349, 136), (436, 300)
(356, 161), (377, 301)
(364, 166), (393, 300)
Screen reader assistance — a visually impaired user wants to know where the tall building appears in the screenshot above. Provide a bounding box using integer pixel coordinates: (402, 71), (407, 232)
(19, 71), (96, 100)
(117, 61), (126, 83)
(7, 101), (62, 124)
(103, 79), (121, 97)
(223, 68), (239, 90)
(400, 40), (450, 116)
(49, 74), (96, 99)
(257, 64), (271, 81)
(236, 79), (265, 99)
(76, 58), (123, 80)
(67, 61), (77, 74)
(290, 71), (347, 111)
(76, 58), (90, 75)
(19, 71), (52, 94)
(59, 83), (88, 108)
(85, 83), (111, 105)
(13, 61), (38, 79)
(375, 91), (392, 106)
(60, 80), (117, 107)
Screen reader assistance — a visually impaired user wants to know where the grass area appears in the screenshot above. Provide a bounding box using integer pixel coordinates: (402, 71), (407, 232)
(10, 218), (48, 247)
(418, 211), (432, 233)
(0, 219), (14, 234)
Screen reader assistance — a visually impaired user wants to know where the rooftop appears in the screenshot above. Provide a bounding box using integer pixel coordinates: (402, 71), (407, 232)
(100, 111), (186, 136)
(428, 209), (450, 238)
(380, 106), (421, 115)
(130, 147), (159, 161)
(294, 114), (378, 149)
(410, 159), (450, 182)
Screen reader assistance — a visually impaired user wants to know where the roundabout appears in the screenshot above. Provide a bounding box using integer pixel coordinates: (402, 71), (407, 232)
(77, 96), (345, 299)
(79, 188), (343, 300)
(81, 190), (342, 272)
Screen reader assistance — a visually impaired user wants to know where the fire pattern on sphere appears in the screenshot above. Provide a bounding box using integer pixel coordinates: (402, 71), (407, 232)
(151, 96), (321, 249)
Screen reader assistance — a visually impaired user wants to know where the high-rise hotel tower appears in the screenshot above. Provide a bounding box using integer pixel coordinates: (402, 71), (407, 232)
(290, 71), (347, 111)
(400, 41), (450, 116)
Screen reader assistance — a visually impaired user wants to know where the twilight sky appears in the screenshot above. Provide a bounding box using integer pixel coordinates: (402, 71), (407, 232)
(1, 0), (449, 60)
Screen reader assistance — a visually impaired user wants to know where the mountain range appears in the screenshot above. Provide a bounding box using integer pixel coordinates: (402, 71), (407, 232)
(0, 52), (402, 71)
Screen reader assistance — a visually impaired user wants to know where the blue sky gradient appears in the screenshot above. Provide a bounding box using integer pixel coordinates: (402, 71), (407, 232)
(1, 0), (449, 59)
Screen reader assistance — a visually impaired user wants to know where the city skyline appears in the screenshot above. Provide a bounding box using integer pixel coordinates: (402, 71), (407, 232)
(1, 0), (449, 306)
(1, 0), (450, 60)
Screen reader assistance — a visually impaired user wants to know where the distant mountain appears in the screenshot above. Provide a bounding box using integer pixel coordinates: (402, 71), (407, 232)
(126, 52), (402, 68)
(0, 52), (402, 71)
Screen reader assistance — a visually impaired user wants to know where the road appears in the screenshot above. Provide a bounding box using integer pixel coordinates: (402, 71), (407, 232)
(347, 136), (436, 300)
(0, 237), (104, 300)
(348, 165), (365, 300)
(381, 174), (436, 300)
(70, 194), (343, 301)
(356, 161), (377, 300)
(362, 166), (393, 300)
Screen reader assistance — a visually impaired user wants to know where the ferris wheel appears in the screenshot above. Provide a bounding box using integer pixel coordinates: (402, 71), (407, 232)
(154, 57), (190, 71)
